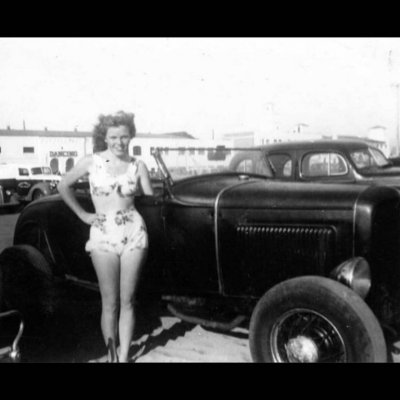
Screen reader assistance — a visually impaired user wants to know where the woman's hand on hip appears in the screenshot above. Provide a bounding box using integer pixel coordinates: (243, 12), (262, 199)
(79, 211), (98, 225)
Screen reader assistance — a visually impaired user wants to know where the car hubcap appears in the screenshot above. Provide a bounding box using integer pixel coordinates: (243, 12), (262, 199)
(285, 335), (319, 362)
(270, 308), (346, 363)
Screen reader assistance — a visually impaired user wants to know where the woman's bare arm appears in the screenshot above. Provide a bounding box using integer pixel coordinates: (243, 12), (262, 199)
(137, 160), (154, 196)
(57, 155), (96, 224)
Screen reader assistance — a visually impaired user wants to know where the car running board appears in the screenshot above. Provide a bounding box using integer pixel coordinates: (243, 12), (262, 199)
(167, 303), (246, 332)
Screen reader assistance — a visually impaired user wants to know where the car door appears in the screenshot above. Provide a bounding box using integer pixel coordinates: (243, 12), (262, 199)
(161, 197), (220, 295)
(134, 194), (170, 293)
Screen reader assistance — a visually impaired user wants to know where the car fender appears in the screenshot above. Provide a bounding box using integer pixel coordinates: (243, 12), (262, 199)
(25, 182), (52, 201)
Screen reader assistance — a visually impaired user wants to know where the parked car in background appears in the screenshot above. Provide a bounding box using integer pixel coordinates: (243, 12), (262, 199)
(229, 139), (400, 188)
(0, 164), (61, 207)
(2, 147), (400, 362)
(389, 156), (400, 167)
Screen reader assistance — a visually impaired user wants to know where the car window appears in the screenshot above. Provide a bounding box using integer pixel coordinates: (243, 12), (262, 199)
(350, 147), (391, 169)
(228, 151), (272, 177)
(31, 167), (52, 175)
(268, 153), (293, 178)
(236, 159), (254, 173)
(350, 150), (374, 169)
(31, 167), (42, 175)
(302, 152), (348, 177)
(282, 160), (292, 177)
(18, 168), (29, 176)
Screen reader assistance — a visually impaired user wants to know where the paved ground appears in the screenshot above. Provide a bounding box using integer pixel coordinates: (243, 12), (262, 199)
(0, 210), (399, 363)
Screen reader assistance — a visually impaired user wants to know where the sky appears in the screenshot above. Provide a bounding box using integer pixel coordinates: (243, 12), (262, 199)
(1, 37), (400, 148)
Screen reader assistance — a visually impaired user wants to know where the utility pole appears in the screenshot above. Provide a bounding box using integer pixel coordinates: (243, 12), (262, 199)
(393, 83), (400, 156)
(388, 50), (400, 155)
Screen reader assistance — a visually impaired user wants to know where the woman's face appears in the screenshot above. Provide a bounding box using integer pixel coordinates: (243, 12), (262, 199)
(105, 125), (132, 157)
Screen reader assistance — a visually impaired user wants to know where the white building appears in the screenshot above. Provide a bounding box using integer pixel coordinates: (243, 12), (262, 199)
(221, 122), (389, 156)
(367, 126), (390, 156)
(0, 129), (92, 174)
(0, 128), (233, 174)
(220, 100), (390, 153)
(221, 123), (323, 147)
(218, 132), (255, 147)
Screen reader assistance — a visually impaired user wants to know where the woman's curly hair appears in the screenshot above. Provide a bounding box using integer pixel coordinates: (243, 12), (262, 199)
(92, 111), (136, 153)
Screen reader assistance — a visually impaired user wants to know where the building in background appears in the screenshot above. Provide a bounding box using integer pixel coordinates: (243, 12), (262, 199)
(128, 131), (232, 172)
(221, 122), (323, 148)
(220, 102), (390, 156)
(0, 128), (92, 174)
(217, 132), (254, 147)
(366, 126), (389, 156)
(1, 118), (391, 175)
(0, 128), (232, 174)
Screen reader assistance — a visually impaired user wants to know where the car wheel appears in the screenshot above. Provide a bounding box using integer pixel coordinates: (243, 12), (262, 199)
(249, 276), (387, 363)
(0, 245), (60, 327)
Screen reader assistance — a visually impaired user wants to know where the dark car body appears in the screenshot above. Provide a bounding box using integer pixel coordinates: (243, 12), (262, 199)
(1, 147), (400, 362)
(229, 139), (400, 188)
(389, 156), (400, 167)
(0, 164), (61, 207)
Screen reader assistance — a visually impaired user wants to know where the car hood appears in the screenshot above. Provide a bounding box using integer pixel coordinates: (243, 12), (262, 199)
(358, 166), (400, 178)
(218, 180), (373, 210)
(357, 173), (400, 188)
(371, 176), (400, 188)
(171, 174), (386, 210)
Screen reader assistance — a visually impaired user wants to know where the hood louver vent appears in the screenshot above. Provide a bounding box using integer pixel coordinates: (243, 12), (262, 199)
(236, 225), (335, 276)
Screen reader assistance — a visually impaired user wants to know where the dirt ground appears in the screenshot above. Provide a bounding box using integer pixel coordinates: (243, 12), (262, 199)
(0, 211), (251, 363)
(0, 210), (398, 363)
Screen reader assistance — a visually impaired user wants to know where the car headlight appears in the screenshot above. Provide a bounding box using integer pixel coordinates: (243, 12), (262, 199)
(49, 181), (58, 190)
(330, 257), (371, 299)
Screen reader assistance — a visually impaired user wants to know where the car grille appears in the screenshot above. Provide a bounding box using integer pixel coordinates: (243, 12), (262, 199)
(236, 224), (335, 275)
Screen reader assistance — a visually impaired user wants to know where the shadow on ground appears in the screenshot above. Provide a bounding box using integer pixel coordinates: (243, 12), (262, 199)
(128, 320), (196, 362)
(1, 286), (186, 363)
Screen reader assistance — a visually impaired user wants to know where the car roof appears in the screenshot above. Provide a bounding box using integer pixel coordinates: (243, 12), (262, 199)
(256, 139), (372, 152)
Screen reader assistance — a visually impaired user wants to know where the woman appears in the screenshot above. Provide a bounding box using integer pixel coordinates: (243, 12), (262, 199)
(58, 111), (154, 362)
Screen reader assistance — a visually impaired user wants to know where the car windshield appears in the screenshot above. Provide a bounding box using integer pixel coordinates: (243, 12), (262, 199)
(150, 147), (272, 182)
(31, 167), (52, 175)
(349, 147), (391, 170)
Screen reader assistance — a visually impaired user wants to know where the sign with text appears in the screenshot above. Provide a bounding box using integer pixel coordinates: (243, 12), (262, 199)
(49, 151), (78, 157)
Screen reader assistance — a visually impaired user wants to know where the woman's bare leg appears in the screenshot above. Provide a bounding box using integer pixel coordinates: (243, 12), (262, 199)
(118, 248), (147, 362)
(91, 250), (120, 362)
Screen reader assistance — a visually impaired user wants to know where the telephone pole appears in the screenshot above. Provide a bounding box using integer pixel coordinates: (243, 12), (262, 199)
(393, 83), (400, 156)
(388, 49), (400, 156)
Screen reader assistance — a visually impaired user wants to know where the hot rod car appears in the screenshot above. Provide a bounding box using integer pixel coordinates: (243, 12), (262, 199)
(1, 147), (400, 362)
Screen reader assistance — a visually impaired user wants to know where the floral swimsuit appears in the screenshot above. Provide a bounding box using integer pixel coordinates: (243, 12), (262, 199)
(85, 153), (148, 256)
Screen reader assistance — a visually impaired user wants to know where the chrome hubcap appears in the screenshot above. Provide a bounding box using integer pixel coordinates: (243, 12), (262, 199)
(271, 309), (346, 363)
(285, 335), (319, 363)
